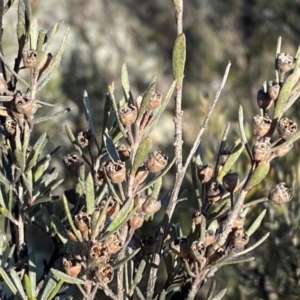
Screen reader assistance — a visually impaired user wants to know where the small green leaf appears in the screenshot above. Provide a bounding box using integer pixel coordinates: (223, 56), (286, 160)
(105, 198), (134, 234)
(24, 274), (33, 298)
(122, 63), (130, 100)
(151, 176), (162, 199)
(206, 279), (216, 300)
(86, 172), (95, 215)
(0, 267), (17, 294)
(39, 276), (57, 300)
(22, 173), (33, 198)
(28, 252), (36, 297)
(47, 279), (64, 300)
(132, 137), (152, 174)
(244, 163), (270, 191)
(103, 131), (120, 163)
(137, 75), (156, 121)
(172, 33), (186, 83)
(33, 107), (71, 124)
(51, 215), (68, 244)
(128, 259), (147, 297)
(216, 141), (244, 183)
(29, 18), (38, 50)
(51, 268), (85, 285)
(65, 124), (82, 155)
(17, 21), (26, 47)
(271, 129), (300, 151)
(211, 288), (227, 300)
(10, 269), (27, 299)
(246, 209), (267, 237)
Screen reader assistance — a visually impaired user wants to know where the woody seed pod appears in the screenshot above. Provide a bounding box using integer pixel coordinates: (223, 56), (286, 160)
(268, 182), (292, 204)
(95, 264), (114, 283)
(192, 211), (203, 225)
(146, 151), (168, 173)
(277, 117), (297, 140)
(223, 172), (239, 193)
(130, 212), (145, 230)
(232, 215), (246, 230)
(63, 258), (82, 278)
(252, 138), (271, 162)
(77, 129), (93, 148)
(142, 197), (161, 214)
(207, 181), (223, 203)
(231, 229), (249, 249)
(276, 53), (295, 78)
(257, 88), (272, 110)
(63, 154), (83, 174)
(14, 93), (36, 116)
(197, 164), (213, 183)
(74, 211), (91, 233)
(106, 161), (126, 184)
(22, 50), (38, 69)
(134, 195), (147, 212)
(134, 164), (149, 187)
(4, 115), (16, 135)
(105, 232), (123, 254)
(117, 144), (131, 161)
(170, 237), (189, 258)
(106, 199), (120, 219)
(267, 81), (280, 101)
(147, 91), (162, 110)
(190, 241), (206, 267)
(119, 104), (137, 126)
(90, 241), (110, 266)
(252, 114), (271, 137)
(94, 168), (105, 187)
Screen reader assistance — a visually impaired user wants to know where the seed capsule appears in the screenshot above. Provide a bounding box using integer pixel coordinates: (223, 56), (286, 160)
(106, 161), (126, 184)
(197, 164), (213, 184)
(117, 144), (131, 161)
(119, 104), (137, 126)
(77, 129), (93, 148)
(277, 117), (297, 140)
(252, 138), (271, 162)
(147, 91), (162, 110)
(276, 53), (295, 81)
(231, 229), (249, 249)
(63, 154), (83, 174)
(269, 182), (292, 204)
(22, 50), (38, 69)
(95, 264), (114, 283)
(142, 197), (161, 214)
(207, 181), (223, 203)
(223, 172), (239, 193)
(130, 212), (145, 230)
(267, 81), (280, 101)
(257, 88), (272, 110)
(105, 232), (123, 254)
(63, 258), (82, 278)
(170, 237), (189, 258)
(146, 151), (168, 173)
(252, 114), (271, 137)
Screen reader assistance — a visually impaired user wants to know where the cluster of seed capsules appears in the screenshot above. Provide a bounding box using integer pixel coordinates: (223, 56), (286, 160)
(62, 91), (169, 283)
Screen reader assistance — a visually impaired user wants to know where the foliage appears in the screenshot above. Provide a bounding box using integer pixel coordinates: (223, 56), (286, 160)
(0, 1), (298, 300)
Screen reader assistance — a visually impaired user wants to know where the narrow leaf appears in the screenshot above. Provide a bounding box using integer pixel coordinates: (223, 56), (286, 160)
(47, 279), (64, 300)
(33, 107), (71, 124)
(132, 137), (151, 174)
(103, 131), (120, 163)
(29, 251), (36, 297)
(211, 288), (227, 300)
(0, 267), (17, 294)
(51, 215), (68, 244)
(244, 163), (270, 191)
(172, 33), (186, 83)
(246, 209), (267, 237)
(122, 63), (130, 100)
(86, 172), (95, 215)
(10, 269), (27, 299)
(51, 268), (85, 285)
(112, 248), (140, 270)
(39, 276), (57, 300)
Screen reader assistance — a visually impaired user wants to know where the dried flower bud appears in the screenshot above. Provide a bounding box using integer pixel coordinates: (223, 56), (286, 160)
(170, 237), (189, 258)
(276, 53), (295, 79)
(147, 91), (162, 110)
(257, 88), (272, 110)
(105, 232), (123, 254)
(218, 150), (230, 166)
(95, 264), (114, 283)
(223, 172), (239, 193)
(190, 241), (206, 267)
(252, 114), (271, 137)
(106, 199), (120, 219)
(4, 115), (16, 135)
(146, 151), (168, 173)
(90, 242), (110, 266)
(268, 182), (292, 204)
(63, 258), (82, 278)
(117, 144), (131, 161)
(141, 236), (155, 255)
(14, 93), (37, 116)
(267, 81), (280, 101)
(77, 129), (93, 148)
(205, 230), (215, 247)
(119, 104), (137, 126)
(22, 50), (38, 69)
(197, 164), (213, 184)
(63, 154), (83, 174)
(231, 229), (249, 249)
(134, 195), (147, 212)
(232, 215), (245, 230)
(142, 197), (161, 214)
(252, 138), (271, 162)
(192, 211), (203, 225)
(277, 117), (297, 140)
(106, 161), (126, 184)
(272, 141), (293, 158)
(134, 165), (149, 187)
(207, 181), (223, 203)
(94, 168), (105, 187)
(130, 212), (145, 230)
(74, 211), (91, 233)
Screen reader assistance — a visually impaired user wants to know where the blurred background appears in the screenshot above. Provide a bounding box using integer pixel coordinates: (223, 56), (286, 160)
(2, 0), (300, 299)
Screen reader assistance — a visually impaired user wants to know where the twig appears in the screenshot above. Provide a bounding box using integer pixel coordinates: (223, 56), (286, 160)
(242, 197), (269, 208)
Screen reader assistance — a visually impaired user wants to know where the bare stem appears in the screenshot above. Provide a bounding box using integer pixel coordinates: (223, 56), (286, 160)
(243, 197), (269, 208)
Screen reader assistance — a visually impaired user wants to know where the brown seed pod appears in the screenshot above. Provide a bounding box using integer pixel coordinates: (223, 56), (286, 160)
(142, 197), (161, 214)
(276, 53), (295, 78)
(190, 240), (206, 268)
(252, 114), (272, 137)
(231, 229), (249, 249)
(206, 181), (223, 203)
(105, 232), (123, 255)
(63, 154), (83, 174)
(268, 182), (292, 204)
(170, 237), (189, 258)
(252, 138), (271, 162)
(90, 241), (110, 266)
(223, 172), (239, 193)
(22, 50), (38, 69)
(197, 164), (213, 184)
(267, 81), (280, 101)
(14, 93), (37, 116)
(119, 104), (137, 126)
(106, 161), (126, 184)
(232, 215), (246, 230)
(192, 211), (203, 226)
(94, 168), (105, 187)
(77, 129), (93, 149)
(130, 212), (145, 230)
(257, 88), (272, 110)
(146, 151), (168, 173)
(4, 115), (16, 135)
(134, 195), (147, 212)
(147, 91), (162, 110)
(205, 230), (215, 247)
(95, 264), (114, 283)
(117, 144), (131, 161)
(106, 199), (120, 219)
(134, 164), (149, 187)
(63, 258), (82, 278)
(277, 117), (297, 140)
(74, 211), (91, 233)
